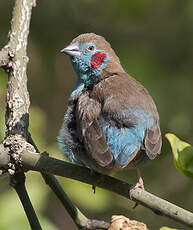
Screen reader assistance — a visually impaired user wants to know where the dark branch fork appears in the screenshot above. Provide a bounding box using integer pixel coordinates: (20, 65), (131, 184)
(0, 0), (193, 230)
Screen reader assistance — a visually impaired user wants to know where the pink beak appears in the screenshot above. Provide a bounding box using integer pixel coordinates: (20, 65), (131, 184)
(61, 43), (81, 56)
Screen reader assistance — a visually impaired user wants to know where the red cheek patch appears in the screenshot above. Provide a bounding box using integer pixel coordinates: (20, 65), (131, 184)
(91, 52), (107, 69)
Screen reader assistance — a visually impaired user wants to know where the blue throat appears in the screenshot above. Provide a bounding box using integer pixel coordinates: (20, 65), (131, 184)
(69, 71), (99, 100)
(69, 48), (109, 100)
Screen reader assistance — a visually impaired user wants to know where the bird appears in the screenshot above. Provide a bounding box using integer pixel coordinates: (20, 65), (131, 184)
(58, 33), (162, 189)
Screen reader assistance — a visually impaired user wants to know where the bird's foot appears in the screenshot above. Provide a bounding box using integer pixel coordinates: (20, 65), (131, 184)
(131, 176), (144, 191)
(130, 176), (144, 209)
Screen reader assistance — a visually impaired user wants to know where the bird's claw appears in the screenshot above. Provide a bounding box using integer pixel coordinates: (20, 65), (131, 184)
(130, 176), (144, 209)
(131, 176), (144, 190)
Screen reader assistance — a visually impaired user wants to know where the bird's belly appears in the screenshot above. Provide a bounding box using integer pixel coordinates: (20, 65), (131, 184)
(58, 105), (83, 164)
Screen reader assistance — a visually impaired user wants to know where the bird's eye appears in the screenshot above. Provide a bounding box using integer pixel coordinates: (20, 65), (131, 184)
(87, 46), (94, 51)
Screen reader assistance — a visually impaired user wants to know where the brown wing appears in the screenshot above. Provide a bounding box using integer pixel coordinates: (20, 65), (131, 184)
(76, 92), (113, 167)
(144, 119), (162, 159)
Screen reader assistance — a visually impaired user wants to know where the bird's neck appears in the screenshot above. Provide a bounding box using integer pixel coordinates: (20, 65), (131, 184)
(69, 72), (98, 100)
(69, 54), (124, 100)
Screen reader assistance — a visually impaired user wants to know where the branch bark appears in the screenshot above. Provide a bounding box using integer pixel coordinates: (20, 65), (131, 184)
(20, 150), (193, 228)
(0, 0), (42, 229)
(4, 0), (36, 137)
(0, 46), (12, 67)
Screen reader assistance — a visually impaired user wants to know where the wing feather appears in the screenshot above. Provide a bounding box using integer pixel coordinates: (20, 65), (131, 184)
(144, 120), (162, 159)
(76, 92), (113, 167)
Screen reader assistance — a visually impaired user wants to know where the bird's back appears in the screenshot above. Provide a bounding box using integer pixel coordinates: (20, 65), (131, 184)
(66, 72), (161, 171)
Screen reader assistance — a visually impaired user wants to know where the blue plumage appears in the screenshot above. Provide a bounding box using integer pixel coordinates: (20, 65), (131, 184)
(71, 42), (109, 86)
(69, 79), (84, 100)
(68, 42), (109, 100)
(58, 33), (162, 185)
(101, 108), (154, 166)
(58, 104), (80, 164)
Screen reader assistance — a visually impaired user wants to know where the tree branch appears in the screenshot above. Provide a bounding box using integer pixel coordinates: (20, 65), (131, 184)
(4, 0), (36, 137)
(0, 0), (42, 229)
(27, 136), (110, 229)
(10, 172), (42, 230)
(41, 172), (110, 230)
(20, 150), (193, 228)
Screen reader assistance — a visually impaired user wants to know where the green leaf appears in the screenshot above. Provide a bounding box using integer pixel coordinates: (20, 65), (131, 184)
(165, 133), (193, 179)
(160, 227), (179, 230)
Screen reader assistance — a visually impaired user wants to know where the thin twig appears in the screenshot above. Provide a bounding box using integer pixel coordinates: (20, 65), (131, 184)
(20, 150), (193, 228)
(10, 172), (42, 230)
(27, 135), (110, 229)
(42, 172), (110, 229)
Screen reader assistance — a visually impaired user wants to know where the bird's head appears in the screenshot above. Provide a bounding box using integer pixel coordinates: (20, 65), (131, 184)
(61, 33), (124, 85)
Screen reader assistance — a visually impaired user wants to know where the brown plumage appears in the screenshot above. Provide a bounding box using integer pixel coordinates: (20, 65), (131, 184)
(58, 33), (162, 184)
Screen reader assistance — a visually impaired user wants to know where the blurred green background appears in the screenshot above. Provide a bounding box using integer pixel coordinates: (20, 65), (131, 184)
(0, 0), (193, 229)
